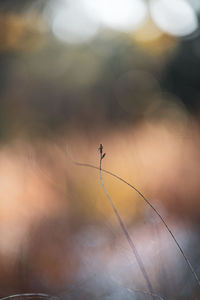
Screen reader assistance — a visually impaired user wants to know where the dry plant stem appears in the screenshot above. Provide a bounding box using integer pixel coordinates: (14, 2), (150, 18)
(0, 293), (59, 300)
(99, 154), (156, 300)
(67, 153), (200, 290)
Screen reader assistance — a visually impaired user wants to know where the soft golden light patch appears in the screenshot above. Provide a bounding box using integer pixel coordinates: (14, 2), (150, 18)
(0, 13), (46, 52)
(132, 18), (177, 54)
(129, 120), (200, 219)
(133, 17), (162, 42)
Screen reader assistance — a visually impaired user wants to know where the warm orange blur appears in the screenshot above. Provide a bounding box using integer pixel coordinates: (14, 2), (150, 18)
(0, 113), (199, 294)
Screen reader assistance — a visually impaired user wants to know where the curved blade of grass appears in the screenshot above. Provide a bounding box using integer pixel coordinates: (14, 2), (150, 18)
(66, 148), (200, 290)
(0, 293), (59, 300)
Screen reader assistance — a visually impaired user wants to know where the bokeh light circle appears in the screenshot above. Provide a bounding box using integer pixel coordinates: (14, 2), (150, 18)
(82, 0), (148, 32)
(150, 0), (198, 37)
(45, 0), (99, 44)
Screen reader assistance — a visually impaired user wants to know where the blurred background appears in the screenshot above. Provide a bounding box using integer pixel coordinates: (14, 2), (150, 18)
(1, 0), (200, 299)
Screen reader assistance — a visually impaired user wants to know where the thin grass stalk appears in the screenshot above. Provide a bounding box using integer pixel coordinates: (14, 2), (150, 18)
(66, 147), (200, 290)
(98, 146), (156, 300)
